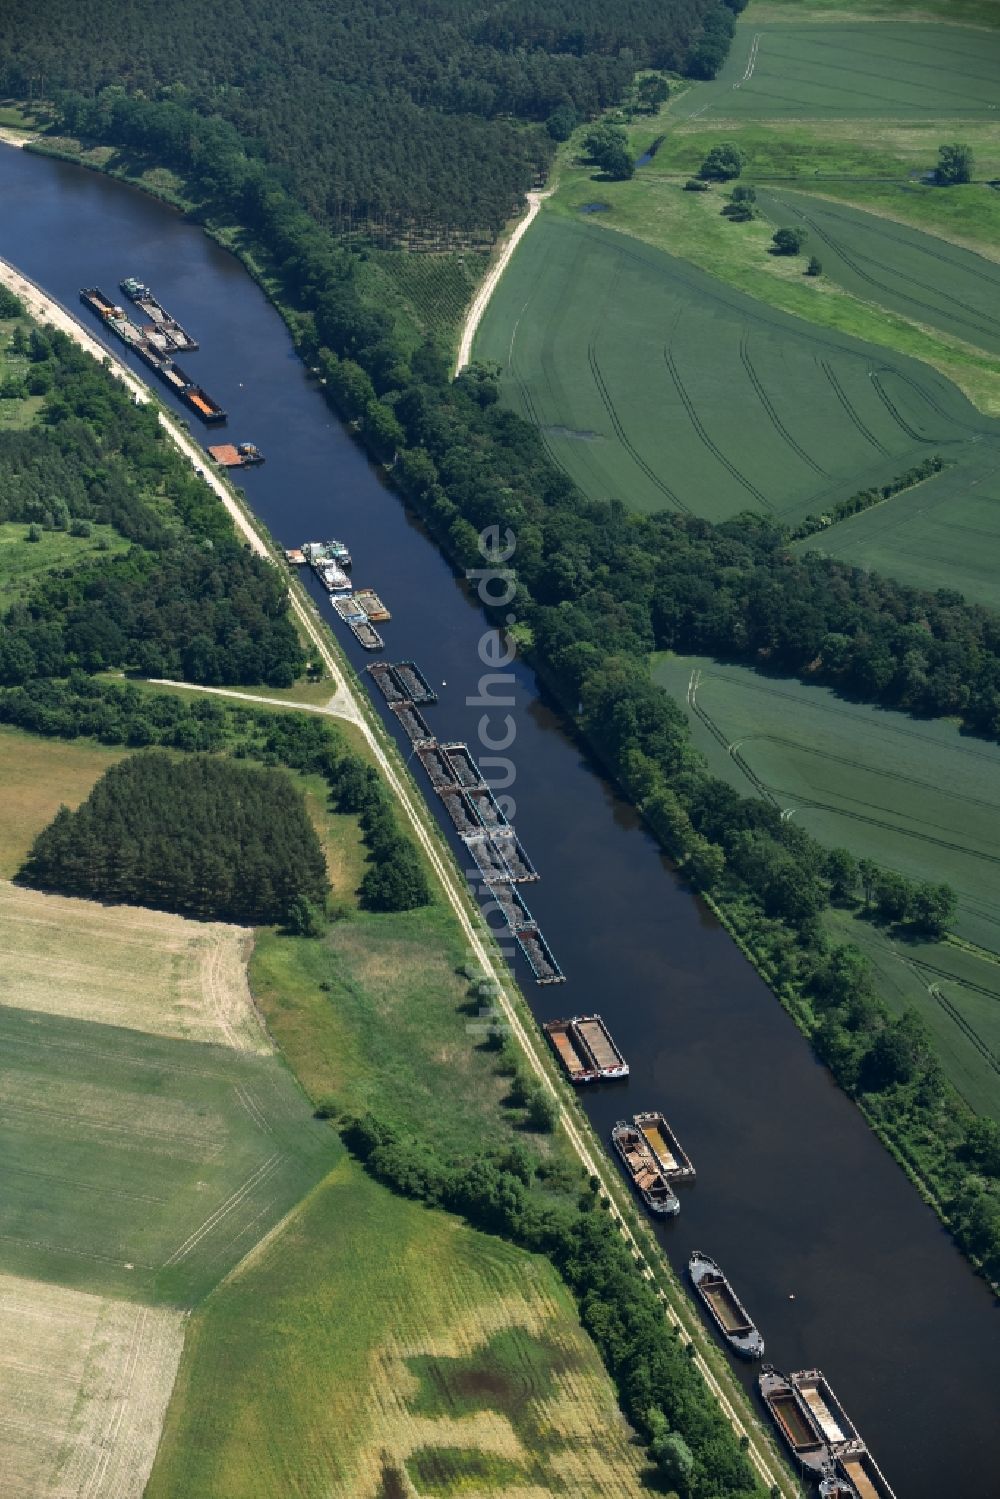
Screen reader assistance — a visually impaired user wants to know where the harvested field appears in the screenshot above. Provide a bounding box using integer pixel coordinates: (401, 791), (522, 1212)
(145, 1161), (648, 1499)
(0, 1000), (339, 1306)
(675, 22), (1000, 121)
(0, 1269), (184, 1499)
(474, 215), (998, 522)
(0, 881), (270, 1051)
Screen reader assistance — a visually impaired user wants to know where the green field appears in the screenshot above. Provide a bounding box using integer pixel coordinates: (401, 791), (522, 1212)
(652, 653), (1000, 956)
(825, 910), (1000, 1118)
(0, 519), (128, 606)
(795, 445), (1000, 606)
(754, 188), (1000, 356)
(675, 21), (1000, 121)
(652, 652), (1000, 1115)
(0, 1000), (339, 1305)
(474, 213), (998, 521)
(146, 1160), (649, 1499)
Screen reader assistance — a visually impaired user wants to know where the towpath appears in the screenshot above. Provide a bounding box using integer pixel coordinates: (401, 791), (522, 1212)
(454, 189), (549, 374)
(0, 247), (791, 1496)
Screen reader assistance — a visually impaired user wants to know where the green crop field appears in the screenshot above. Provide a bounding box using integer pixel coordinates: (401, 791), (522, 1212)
(824, 911), (1000, 1119)
(146, 1159), (648, 1499)
(795, 445), (1000, 607)
(675, 22), (1000, 122)
(754, 188), (1000, 357)
(652, 653), (1000, 957)
(652, 653), (1000, 1115)
(474, 213), (999, 521)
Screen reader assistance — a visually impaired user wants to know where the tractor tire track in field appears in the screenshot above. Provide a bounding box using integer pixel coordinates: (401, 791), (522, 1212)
(739, 333), (827, 477)
(587, 341), (690, 513)
(687, 672), (780, 808)
(662, 345), (772, 510)
(870, 371), (938, 445)
(818, 360), (888, 454)
(161, 1153), (284, 1267)
(887, 365), (1000, 445)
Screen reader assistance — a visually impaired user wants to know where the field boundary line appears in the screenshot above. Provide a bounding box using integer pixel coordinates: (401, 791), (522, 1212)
(0, 255), (793, 1497)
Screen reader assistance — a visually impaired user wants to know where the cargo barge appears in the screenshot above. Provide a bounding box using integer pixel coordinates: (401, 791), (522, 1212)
(207, 442), (265, 467)
(353, 588), (390, 622)
(80, 288), (227, 423)
(760, 1366), (832, 1473)
(834, 1447), (897, 1499)
(543, 1015), (628, 1082)
(485, 880), (534, 932)
(333, 595), (365, 622)
(440, 787), (479, 836)
(612, 1120), (680, 1216)
(416, 742), (457, 786)
(789, 1370), (859, 1452)
(465, 784), (508, 831)
(688, 1252), (763, 1359)
(634, 1110), (695, 1182)
(490, 829), (537, 882)
(389, 701), (434, 744)
(120, 278), (199, 351)
(442, 742), (483, 787)
(393, 661), (437, 703)
(348, 618), (383, 650)
(516, 927), (565, 983)
(463, 831), (511, 883)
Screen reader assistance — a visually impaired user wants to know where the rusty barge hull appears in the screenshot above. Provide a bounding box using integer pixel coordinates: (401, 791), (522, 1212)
(543, 1015), (627, 1081)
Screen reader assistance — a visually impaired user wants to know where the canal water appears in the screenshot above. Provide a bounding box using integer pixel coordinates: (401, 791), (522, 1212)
(2, 143), (997, 1497)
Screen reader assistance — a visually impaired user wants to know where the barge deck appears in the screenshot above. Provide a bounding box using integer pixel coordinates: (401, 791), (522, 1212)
(635, 1110), (695, 1182)
(516, 926), (565, 983)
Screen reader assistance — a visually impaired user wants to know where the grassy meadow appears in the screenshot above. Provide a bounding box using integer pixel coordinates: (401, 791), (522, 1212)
(145, 1160), (648, 1499)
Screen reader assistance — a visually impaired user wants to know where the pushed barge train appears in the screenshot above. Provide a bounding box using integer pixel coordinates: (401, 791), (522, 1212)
(120, 278), (199, 350)
(760, 1367), (896, 1498)
(543, 1015), (628, 1083)
(612, 1119), (679, 1216)
(688, 1252), (763, 1359)
(80, 288), (226, 423)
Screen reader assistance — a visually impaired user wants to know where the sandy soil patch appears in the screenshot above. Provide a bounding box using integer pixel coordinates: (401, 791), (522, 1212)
(0, 882), (271, 1052)
(0, 1270), (184, 1499)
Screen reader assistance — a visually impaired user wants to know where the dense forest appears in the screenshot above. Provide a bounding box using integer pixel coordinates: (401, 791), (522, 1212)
(0, 326), (304, 687)
(0, 0), (742, 237)
(20, 752), (328, 926)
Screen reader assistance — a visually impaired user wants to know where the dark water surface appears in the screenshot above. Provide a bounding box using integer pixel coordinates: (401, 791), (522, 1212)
(1, 144), (997, 1498)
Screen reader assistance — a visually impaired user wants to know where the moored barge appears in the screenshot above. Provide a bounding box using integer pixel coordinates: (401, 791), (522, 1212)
(303, 538), (352, 569)
(835, 1446), (898, 1499)
(635, 1110), (695, 1182)
(543, 1015), (628, 1083)
(689, 1252), (763, 1359)
(120, 278), (199, 350)
(207, 441), (265, 467)
(759, 1366), (832, 1474)
(389, 700), (433, 744)
(516, 926), (564, 984)
(789, 1369), (858, 1452)
(353, 588), (390, 622)
(80, 289), (227, 422)
(612, 1119), (679, 1215)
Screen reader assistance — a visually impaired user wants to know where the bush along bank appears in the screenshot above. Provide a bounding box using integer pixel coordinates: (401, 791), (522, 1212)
(25, 92), (1000, 1284)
